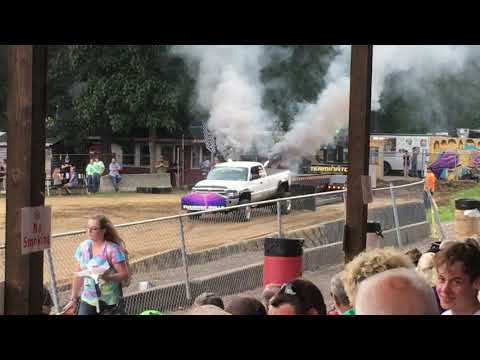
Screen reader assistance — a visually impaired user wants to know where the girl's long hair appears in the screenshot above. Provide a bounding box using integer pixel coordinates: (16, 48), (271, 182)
(91, 214), (128, 257)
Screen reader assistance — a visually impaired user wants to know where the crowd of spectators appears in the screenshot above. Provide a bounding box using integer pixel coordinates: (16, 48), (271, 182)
(183, 238), (480, 316)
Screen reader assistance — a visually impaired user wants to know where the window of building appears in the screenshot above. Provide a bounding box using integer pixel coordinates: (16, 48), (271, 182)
(121, 143), (135, 166)
(140, 144), (150, 167)
(191, 145), (202, 169)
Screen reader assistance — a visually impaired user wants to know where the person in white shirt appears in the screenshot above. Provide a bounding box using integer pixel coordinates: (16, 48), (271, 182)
(434, 239), (480, 315)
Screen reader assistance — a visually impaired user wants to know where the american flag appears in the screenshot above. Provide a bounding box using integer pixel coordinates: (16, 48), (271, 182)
(202, 120), (217, 153)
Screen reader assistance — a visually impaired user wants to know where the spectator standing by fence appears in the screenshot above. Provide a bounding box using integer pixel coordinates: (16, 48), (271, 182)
(109, 158), (122, 192)
(62, 214), (130, 315)
(85, 158), (95, 194)
(411, 147), (419, 177)
(61, 157), (72, 185)
(403, 150), (410, 178)
(92, 156), (105, 194)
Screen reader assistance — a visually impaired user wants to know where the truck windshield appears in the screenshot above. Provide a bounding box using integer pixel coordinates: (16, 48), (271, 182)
(207, 167), (248, 181)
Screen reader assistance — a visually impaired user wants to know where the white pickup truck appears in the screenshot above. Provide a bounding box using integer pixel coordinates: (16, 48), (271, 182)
(181, 160), (291, 221)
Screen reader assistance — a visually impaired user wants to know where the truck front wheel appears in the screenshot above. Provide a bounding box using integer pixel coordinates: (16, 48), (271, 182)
(238, 198), (251, 222)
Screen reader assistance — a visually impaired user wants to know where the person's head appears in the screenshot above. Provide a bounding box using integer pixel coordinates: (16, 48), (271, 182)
(89, 158), (94, 164)
(343, 247), (414, 307)
(87, 215), (126, 252)
(427, 168), (432, 174)
(111, 158), (116, 163)
(189, 305), (231, 315)
(355, 268), (440, 315)
(194, 292), (224, 310)
(225, 297), (267, 315)
(261, 283), (281, 309)
(434, 239), (480, 313)
(405, 248), (422, 267)
(268, 278), (326, 315)
(330, 272), (351, 314)
(439, 240), (456, 250)
(416, 252), (436, 287)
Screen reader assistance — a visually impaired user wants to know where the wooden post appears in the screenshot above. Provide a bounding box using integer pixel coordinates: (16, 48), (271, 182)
(344, 45), (373, 263)
(4, 45), (47, 314)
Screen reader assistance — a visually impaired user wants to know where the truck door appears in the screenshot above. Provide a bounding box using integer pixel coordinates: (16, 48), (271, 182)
(249, 165), (268, 202)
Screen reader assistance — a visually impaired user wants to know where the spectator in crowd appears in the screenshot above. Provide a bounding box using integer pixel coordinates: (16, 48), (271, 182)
(405, 248), (423, 267)
(92, 156), (105, 194)
(434, 239), (480, 315)
(225, 296), (267, 315)
(0, 158), (6, 192)
(201, 158), (211, 179)
(355, 268), (440, 315)
(330, 272), (355, 315)
(417, 252), (436, 287)
(425, 168), (436, 196)
(439, 240), (456, 250)
(417, 251), (445, 312)
(410, 147), (419, 177)
(402, 149), (410, 178)
(60, 157), (72, 185)
(194, 292), (225, 310)
(109, 158), (122, 192)
(268, 278), (327, 316)
(62, 214), (130, 315)
(62, 166), (79, 195)
(261, 283), (281, 310)
(343, 247), (414, 308)
(51, 167), (63, 189)
(85, 158), (95, 194)
(189, 305), (231, 315)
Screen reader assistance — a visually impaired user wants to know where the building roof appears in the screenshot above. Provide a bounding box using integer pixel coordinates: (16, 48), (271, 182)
(0, 132), (62, 146)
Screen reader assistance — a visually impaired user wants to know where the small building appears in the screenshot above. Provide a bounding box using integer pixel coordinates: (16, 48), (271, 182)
(0, 132), (64, 176)
(86, 120), (214, 188)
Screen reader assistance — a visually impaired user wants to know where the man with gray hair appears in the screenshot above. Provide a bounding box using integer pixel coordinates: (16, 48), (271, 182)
(355, 268), (440, 315)
(330, 272), (354, 315)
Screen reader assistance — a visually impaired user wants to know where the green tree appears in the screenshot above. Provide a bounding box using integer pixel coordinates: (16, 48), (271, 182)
(52, 45), (193, 172)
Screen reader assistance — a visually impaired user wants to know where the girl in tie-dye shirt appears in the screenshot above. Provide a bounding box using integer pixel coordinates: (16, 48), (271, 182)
(63, 215), (130, 315)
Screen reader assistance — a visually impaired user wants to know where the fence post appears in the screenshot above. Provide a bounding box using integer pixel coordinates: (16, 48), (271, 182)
(178, 217), (192, 302)
(276, 200), (283, 237)
(427, 190), (446, 241)
(44, 248), (61, 314)
(389, 183), (403, 248)
(343, 191), (347, 223)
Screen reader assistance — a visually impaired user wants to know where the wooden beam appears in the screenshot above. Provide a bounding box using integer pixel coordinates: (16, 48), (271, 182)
(4, 45), (47, 314)
(344, 45), (373, 263)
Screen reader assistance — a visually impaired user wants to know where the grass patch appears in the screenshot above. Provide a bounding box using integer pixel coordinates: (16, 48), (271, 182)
(435, 185), (480, 222)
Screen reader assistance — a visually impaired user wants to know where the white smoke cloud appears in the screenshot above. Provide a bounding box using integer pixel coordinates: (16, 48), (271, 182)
(171, 45), (278, 158)
(274, 45), (474, 159)
(272, 46), (351, 159)
(173, 45), (476, 163)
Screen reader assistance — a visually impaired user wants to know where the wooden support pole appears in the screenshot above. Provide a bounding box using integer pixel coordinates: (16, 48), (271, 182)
(4, 45), (47, 314)
(344, 45), (373, 263)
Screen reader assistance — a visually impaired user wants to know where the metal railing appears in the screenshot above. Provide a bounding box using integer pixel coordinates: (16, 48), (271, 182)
(0, 179), (428, 314)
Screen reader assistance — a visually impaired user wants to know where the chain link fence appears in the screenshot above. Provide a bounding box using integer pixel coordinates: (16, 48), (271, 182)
(20, 179), (424, 314)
